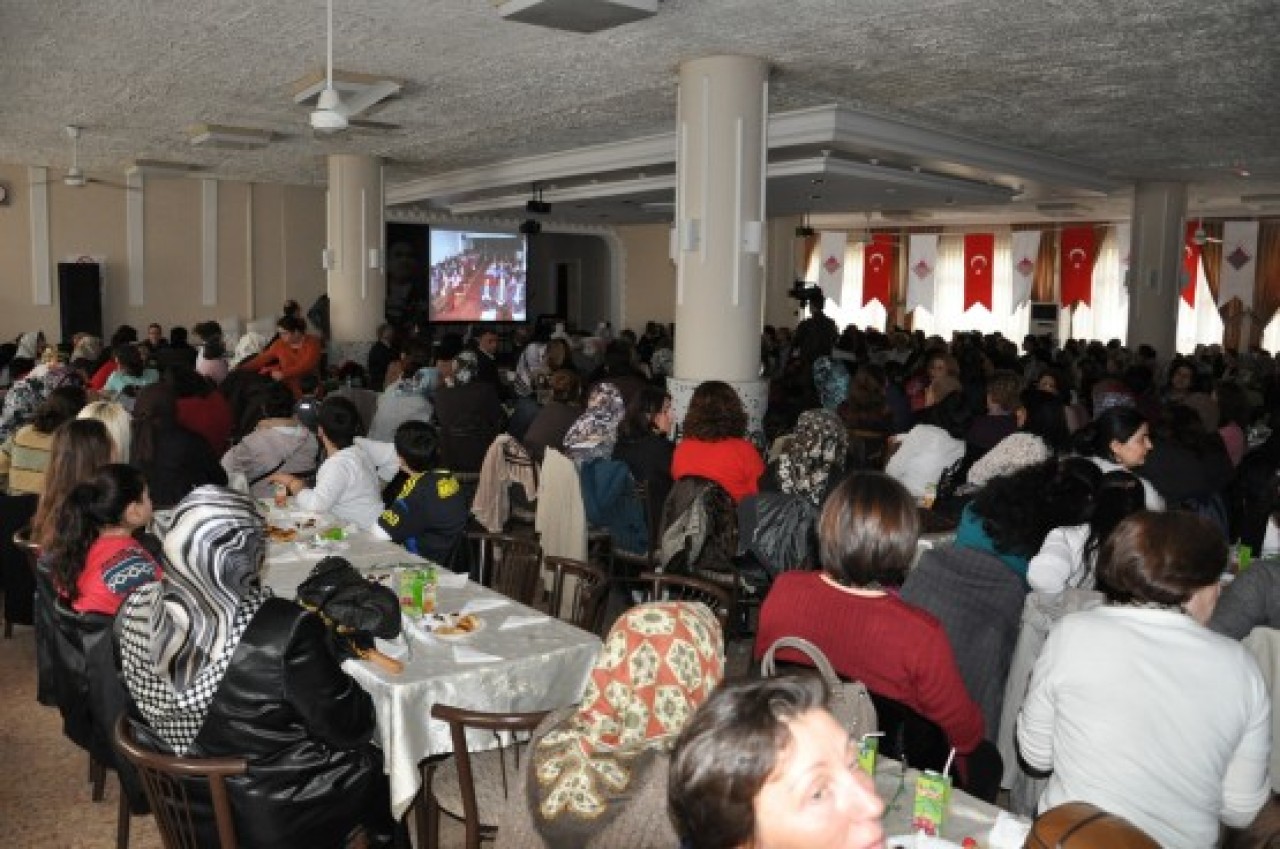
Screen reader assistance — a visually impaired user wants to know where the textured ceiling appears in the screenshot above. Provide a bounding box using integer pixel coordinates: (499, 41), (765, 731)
(1, 0), (1277, 223)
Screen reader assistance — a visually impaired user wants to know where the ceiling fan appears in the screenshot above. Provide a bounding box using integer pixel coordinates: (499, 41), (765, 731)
(310, 0), (401, 133)
(56, 126), (132, 189)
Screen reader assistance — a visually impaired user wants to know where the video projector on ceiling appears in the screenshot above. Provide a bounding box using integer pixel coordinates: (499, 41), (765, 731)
(497, 0), (658, 33)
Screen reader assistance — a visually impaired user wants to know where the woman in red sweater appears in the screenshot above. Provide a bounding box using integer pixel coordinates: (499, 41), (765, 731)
(755, 471), (994, 794)
(671, 380), (764, 503)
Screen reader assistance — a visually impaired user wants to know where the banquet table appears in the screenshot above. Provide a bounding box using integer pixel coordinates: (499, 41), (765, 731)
(262, 525), (602, 820)
(875, 757), (1031, 847)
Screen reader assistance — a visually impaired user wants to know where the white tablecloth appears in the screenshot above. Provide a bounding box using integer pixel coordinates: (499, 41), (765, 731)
(263, 529), (602, 820)
(875, 757), (1030, 846)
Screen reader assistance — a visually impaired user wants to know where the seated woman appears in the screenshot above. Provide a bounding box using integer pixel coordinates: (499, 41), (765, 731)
(522, 369), (583, 463)
(433, 351), (505, 473)
(45, 463), (161, 615)
(837, 363), (894, 436)
(0, 384), (85, 495)
(759, 408), (848, 509)
(966, 387), (1069, 488)
(78, 399), (132, 462)
(1027, 468), (1144, 594)
(672, 380), (764, 504)
(1072, 405), (1164, 510)
(612, 385), (674, 526)
(755, 472), (986, 782)
(562, 381), (625, 465)
(131, 383), (227, 509)
(221, 381), (321, 499)
(1141, 402), (1234, 510)
(115, 487), (394, 847)
(884, 388), (970, 499)
(103, 343), (159, 397)
(669, 676), (885, 849)
(368, 338), (436, 443)
(1018, 511), (1271, 849)
(33, 419), (114, 551)
(491, 601), (724, 848)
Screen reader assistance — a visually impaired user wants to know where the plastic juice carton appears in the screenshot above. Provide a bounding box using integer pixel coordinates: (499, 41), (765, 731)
(398, 570), (424, 613)
(857, 734), (878, 776)
(912, 770), (952, 836)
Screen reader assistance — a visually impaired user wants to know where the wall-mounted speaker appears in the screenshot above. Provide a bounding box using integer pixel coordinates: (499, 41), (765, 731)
(57, 262), (103, 342)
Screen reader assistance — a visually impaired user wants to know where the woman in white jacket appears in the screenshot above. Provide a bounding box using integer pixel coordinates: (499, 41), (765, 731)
(1018, 511), (1271, 848)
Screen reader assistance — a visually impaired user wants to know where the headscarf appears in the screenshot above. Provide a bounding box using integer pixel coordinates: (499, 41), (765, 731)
(514, 341), (547, 398)
(531, 602), (723, 840)
(563, 382), (625, 464)
(452, 350), (478, 386)
(813, 355), (850, 410)
(71, 334), (103, 363)
(0, 363), (84, 442)
(775, 408), (848, 505)
(116, 487), (270, 754)
(230, 331), (266, 367)
(15, 331), (43, 360)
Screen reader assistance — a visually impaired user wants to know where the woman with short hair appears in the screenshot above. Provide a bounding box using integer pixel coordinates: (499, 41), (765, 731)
(669, 676), (885, 849)
(1018, 511), (1271, 848)
(755, 472), (985, 770)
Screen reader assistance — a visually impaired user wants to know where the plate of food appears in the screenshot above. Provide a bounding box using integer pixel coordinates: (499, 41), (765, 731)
(266, 524), (299, 544)
(422, 612), (485, 640)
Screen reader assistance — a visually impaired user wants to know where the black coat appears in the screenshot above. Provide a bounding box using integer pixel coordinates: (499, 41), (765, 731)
(135, 599), (394, 848)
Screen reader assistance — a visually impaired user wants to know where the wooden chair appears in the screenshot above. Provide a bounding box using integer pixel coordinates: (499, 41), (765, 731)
(112, 715), (248, 849)
(418, 703), (553, 849)
(637, 571), (733, 629)
(468, 532), (543, 606)
(2, 494), (39, 637)
(543, 556), (609, 636)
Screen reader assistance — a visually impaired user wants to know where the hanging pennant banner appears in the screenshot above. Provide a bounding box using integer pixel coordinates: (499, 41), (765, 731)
(1010, 230), (1040, 309)
(963, 233), (995, 311)
(862, 233), (895, 308)
(817, 231), (847, 309)
(905, 234), (938, 313)
(1182, 221), (1201, 307)
(1219, 220), (1259, 309)
(1060, 226), (1096, 308)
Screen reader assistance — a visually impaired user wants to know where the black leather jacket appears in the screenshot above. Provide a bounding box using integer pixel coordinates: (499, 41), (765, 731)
(134, 598), (394, 848)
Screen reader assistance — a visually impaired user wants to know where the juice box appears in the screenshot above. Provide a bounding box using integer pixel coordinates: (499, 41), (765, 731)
(398, 570), (424, 613)
(856, 734), (879, 776)
(911, 770), (952, 836)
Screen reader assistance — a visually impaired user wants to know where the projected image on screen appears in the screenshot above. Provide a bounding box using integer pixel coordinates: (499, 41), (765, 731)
(428, 230), (527, 323)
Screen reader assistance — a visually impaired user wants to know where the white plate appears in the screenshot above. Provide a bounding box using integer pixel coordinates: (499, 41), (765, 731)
(422, 613), (487, 641)
(887, 836), (964, 849)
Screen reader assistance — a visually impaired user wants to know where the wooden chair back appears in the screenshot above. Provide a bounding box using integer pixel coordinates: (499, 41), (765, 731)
(543, 556), (608, 636)
(469, 532), (543, 606)
(112, 715), (247, 849)
(639, 570), (733, 629)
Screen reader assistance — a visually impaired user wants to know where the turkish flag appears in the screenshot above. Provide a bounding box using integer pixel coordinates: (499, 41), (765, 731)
(1060, 226), (1096, 308)
(1182, 221), (1201, 307)
(963, 233), (995, 311)
(862, 233), (895, 307)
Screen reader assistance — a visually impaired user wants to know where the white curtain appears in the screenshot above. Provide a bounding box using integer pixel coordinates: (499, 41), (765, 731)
(1175, 259), (1224, 354)
(1068, 226), (1129, 343)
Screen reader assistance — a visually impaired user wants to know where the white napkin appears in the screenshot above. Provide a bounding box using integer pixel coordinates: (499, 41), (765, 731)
(436, 570), (468, 589)
(374, 634), (410, 660)
(401, 615), (433, 645)
(500, 613), (550, 630)
(459, 597), (509, 615)
(987, 812), (1032, 849)
(453, 645), (501, 664)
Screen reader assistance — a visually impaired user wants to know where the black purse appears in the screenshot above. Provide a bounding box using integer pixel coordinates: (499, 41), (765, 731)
(294, 556), (401, 641)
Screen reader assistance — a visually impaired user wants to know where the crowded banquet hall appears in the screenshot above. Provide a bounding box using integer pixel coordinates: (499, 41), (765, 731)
(1, 0), (1279, 846)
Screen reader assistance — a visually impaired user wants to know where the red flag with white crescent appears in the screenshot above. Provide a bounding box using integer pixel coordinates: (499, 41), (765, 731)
(1182, 221), (1201, 307)
(963, 233), (995, 311)
(862, 233), (895, 307)
(1060, 226), (1096, 308)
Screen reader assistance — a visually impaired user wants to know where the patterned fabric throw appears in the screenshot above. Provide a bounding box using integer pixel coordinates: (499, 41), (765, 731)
(531, 602), (724, 839)
(563, 381), (625, 465)
(775, 408), (848, 505)
(116, 486), (270, 754)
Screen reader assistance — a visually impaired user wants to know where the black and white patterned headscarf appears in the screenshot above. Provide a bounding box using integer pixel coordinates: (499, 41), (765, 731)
(117, 486), (269, 754)
(775, 408), (848, 506)
(563, 382), (625, 465)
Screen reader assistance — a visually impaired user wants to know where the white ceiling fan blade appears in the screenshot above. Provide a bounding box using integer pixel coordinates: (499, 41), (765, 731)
(336, 80), (401, 119)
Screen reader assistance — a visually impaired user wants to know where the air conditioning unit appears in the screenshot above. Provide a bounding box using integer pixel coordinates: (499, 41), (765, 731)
(1029, 301), (1060, 342)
